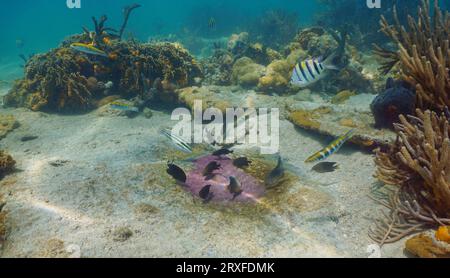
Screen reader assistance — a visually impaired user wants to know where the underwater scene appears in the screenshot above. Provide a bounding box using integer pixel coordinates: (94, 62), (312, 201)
(0, 0), (449, 259)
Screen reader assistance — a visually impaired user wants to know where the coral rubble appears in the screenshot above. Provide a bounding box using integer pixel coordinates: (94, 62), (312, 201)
(372, 109), (450, 245)
(0, 150), (15, 178)
(375, 0), (450, 111)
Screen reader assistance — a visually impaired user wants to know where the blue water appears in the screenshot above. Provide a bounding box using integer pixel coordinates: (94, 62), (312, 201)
(0, 0), (447, 81)
(0, 0), (319, 61)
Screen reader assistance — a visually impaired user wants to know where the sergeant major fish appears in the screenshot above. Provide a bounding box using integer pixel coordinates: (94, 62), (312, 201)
(305, 129), (356, 163)
(70, 42), (108, 58)
(290, 55), (339, 88)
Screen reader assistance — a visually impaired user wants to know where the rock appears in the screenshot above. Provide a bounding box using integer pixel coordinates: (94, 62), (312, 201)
(49, 160), (70, 167)
(143, 108), (153, 119)
(331, 90), (357, 104)
(0, 150), (15, 177)
(134, 203), (160, 216)
(339, 118), (358, 128)
(289, 110), (321, 130)
(36, 238), (72, 258)
(112, 227), (134, 242)
(20, 135), (39, 142)
(371, 78), (416, 129)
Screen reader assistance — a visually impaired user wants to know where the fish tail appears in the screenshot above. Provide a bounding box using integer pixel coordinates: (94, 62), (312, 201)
(305, 152), (324, 163)
(322, 52), (340, 71)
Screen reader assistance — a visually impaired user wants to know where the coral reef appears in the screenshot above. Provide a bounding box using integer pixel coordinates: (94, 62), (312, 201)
(0, 150), (15, 178)
(201, 49), (234, 85)
(375, 0), (450, 111)
(370, 78), (416, 129)
(372, 109), (450, 245)
(5, 8), (202, 113)
(288, 102), (397, 149)
(330, 90), (356, 104)
(289, 110), (322, 131)
(227, 32), (282, 65)
(405, 230), (450, 258)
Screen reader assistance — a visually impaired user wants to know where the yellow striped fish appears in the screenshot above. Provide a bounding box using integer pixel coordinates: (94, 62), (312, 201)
(305, 129), (356, 163)
(291, 55), (339, 88)
(70, 43), (108, 57)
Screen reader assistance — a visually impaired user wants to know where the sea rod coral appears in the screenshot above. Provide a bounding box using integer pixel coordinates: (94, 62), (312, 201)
(374, 0), (450, 111)
(371, 109), (450, 245)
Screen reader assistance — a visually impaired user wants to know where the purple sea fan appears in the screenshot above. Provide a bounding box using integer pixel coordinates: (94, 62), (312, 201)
(185, 155), (266, 203)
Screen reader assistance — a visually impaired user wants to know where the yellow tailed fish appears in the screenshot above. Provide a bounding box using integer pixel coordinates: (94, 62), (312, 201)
(70, 43), (108, 58)
(305, 129), (356, 163)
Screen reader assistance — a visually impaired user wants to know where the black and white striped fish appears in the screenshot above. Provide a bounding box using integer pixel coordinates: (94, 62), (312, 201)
(161, 129), (193, 153)
(290, 55), (339, 88)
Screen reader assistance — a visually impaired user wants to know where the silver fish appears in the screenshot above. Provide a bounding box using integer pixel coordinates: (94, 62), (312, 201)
(265, 156), (286, 188)
(161, 129), (193, 153)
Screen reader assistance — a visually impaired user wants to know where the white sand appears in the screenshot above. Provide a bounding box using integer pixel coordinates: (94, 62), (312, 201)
(0, 102), (407, 258)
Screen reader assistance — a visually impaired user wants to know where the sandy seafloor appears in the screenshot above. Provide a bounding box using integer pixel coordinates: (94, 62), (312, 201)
(0, 82), (409, 258)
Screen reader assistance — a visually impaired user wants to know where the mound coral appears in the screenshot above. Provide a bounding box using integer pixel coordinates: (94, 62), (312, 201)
(0, 150), (15, 178)
(372, 109), (450, 245)
(374, 0), (450, 111)
(231, 57), (265, 87)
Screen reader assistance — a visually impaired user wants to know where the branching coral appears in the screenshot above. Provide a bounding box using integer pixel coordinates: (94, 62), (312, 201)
(372, 109), (450, 245)
(374, 0), (450, 111)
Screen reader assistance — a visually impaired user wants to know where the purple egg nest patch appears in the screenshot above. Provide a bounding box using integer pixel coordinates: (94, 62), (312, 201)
(185, 155), (266, 203)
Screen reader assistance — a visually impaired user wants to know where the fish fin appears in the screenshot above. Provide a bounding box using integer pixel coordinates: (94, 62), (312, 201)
(322, 52), (341, 71)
